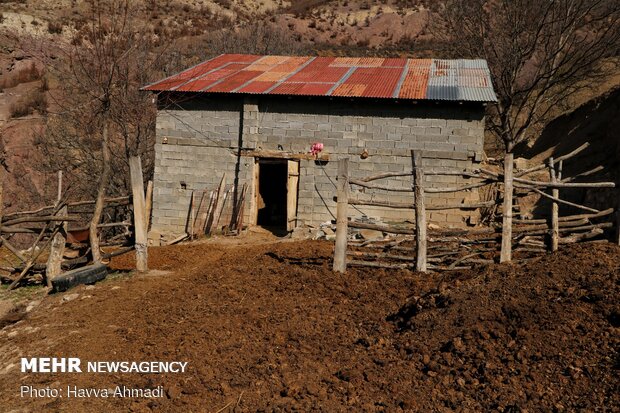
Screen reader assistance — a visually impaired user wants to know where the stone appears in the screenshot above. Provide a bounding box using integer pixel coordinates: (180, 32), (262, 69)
(62, 293), (79, 303)
(291, 226), (313, 239)
(25, 300), (40, 313)
(359, 229), (384, 240)
(322, 226), (335, 235)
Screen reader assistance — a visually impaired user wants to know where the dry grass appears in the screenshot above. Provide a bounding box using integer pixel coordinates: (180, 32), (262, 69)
(9, 88), (47, 118)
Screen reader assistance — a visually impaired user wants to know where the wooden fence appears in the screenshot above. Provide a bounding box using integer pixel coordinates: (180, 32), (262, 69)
(333, 146), (616, 273)
(0, 156), (151, 289)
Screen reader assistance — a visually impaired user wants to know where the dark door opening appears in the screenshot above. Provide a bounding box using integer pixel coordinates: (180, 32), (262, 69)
(257, 160), (288, 231)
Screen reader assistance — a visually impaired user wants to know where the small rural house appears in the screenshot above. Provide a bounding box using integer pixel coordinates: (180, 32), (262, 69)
(142, 54), (497, 243)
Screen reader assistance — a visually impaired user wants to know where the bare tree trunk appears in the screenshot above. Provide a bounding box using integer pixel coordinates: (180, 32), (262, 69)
(500, 152), (514, 263)
(90, 118), (111, 263)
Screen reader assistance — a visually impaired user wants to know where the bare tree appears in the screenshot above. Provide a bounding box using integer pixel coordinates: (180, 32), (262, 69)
(203, 22), (309, 58)
(434, 0), (620, 261)
(34, 0), (164, 262)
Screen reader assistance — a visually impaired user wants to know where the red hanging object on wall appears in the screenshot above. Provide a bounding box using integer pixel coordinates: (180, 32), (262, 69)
(310, 142), (324, 156)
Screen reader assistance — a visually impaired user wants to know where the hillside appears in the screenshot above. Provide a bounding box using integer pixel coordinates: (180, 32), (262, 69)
(0, 0), (435, 213)
(0, 0), (619, 214)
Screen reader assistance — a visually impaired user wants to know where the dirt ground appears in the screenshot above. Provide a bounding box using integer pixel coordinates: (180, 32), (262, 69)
(0, 238), (618, 412)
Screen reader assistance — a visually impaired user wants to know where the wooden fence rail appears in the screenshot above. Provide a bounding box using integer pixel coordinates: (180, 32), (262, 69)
(1, 156), (153, 289)
(333, 147), (617, 274)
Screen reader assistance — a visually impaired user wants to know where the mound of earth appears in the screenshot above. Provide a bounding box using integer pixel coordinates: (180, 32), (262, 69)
(0, 240), (617, 412)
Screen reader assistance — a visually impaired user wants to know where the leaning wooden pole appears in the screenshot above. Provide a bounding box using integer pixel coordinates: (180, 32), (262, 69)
(209, 174), (227, 235)
(129, 156), (148, 272)
(549, 158), (559, 252)
(333, 158), (349, 273)
(412, 151), (427, 272)
(500, 152), (514, 263)
(145, 180), (153, 231)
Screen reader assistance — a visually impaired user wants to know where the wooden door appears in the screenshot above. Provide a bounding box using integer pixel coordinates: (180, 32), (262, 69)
(286, 160), (299, 232)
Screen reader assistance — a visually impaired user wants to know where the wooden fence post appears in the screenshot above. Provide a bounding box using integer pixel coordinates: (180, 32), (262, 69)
(333, 158), (349, 273)
(500, 152), (514, 263)
(46, 171), (67, 286)
(129, 156), (148, 272)
(412, 151), (427, 272)
(549, 157), (559, 252)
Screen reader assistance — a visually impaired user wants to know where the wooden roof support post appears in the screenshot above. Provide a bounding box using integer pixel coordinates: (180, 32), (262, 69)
(129, 156), (148, 272)
(500, 152), (514, 263)
(412, 151), (427, 272)
(333, 158), (349, 273)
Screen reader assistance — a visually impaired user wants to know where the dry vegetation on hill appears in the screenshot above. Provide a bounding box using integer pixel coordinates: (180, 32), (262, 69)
(0, 0), (618, 213)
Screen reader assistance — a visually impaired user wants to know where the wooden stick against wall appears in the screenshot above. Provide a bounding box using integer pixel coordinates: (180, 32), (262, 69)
(145, 180), (153, 231)
(549, 158), (559, 252)
(188, 191), (196, 240)
(129, 156), (148, 272)
(209, 174), (227, 235)
(235, 183), (248, 233)
(333, 158), (349, 273)
(412, 151), (427, 272)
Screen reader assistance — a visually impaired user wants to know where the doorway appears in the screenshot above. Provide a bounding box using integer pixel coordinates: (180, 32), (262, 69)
(254, 158), (299, 234)
(257, 160), (288, 231)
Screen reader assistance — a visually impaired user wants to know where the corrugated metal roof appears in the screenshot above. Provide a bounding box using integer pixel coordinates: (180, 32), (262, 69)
(143, 54), (497, 102)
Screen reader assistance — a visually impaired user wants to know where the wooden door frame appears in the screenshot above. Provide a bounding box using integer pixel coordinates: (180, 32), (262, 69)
(250, 157), (300, 231)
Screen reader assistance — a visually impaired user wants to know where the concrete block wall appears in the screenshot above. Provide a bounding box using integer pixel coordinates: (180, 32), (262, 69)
(150, 93), (487, 239)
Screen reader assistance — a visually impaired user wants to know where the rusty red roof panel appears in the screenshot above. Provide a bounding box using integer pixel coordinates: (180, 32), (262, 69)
(336, 67), (402, 98)
(206, 71), (262, 93)
(398, 60), (431, 99)
(143, 54), (496, 102)
(382, 58), (407, 67)
(236, 81), (277, 94)
(270, 82), (334, 96)
(176, 63), (249, 92)
(145, 55), (235, 91)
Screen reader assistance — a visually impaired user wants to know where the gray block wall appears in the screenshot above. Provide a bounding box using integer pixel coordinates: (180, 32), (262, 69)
(150, 94), (486, 240)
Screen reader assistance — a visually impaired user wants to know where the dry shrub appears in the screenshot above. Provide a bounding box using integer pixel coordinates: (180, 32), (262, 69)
(214, 0), (231, 8)
(9, 88), (47, 118)
(288, 0), (332, 17)
(47, 20), (63, 34)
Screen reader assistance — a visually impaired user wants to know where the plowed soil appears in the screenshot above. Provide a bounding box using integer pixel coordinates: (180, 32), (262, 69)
(0, 239), (618, 412)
